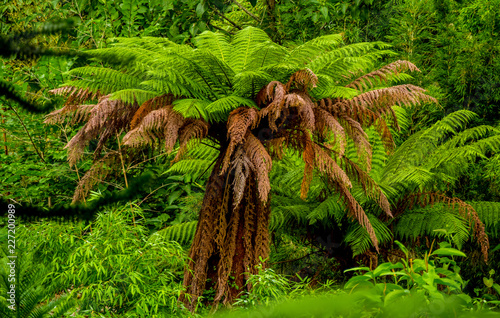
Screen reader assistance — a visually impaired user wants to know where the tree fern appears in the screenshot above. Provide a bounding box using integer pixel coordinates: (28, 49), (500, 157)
(48, 26), (436, 307)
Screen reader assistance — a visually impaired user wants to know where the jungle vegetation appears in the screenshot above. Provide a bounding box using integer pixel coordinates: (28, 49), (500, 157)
(1, 0), (500, 317)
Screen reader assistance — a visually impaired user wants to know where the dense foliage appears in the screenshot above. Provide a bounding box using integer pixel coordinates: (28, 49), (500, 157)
(1, 0), (500, 317)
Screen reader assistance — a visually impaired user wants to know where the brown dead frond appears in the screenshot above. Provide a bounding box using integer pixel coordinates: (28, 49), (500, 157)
(313, 106), (346, 157)
(65, 95), (139, 166)
(45, 87), (101, 125)
(287, 91), (316, 131)
(72, 151), (120, 203)
(338, 153), (392, 217)
(338, 114), (372, 170)
(347, 60), (420, 92)
(230, 146), (255, 208)
(243, 132), (272, 202)
(130, 94), (173, 129)
(122, 106), (185, 152)
(174, 119), (210, 162)
(313, 143), (352, 189)
(300, 132), (315, 200)
(257, 81), (286, 132)
(285, 68), (318, 93)
(222, 107), (260, 174)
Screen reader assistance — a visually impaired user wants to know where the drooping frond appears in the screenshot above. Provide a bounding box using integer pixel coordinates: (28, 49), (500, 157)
(345, 213), (393, 256)
(65, 95), (139, 165)
(243, 132), (273, 202)
(122, 106), (184, 151)
(149, 221), (198, 247)
(347, 60), (420, 92)
(72, 152), (120, 203)
(230, 146), (255, 208)
(471, 201), (500, 238)
(394, 205), (470, 249)
(222, 107), (260, 173)
(174, 119), (210, 162)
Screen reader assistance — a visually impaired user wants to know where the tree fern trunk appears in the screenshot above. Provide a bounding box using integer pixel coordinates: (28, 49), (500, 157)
(181, 150), (271, 309)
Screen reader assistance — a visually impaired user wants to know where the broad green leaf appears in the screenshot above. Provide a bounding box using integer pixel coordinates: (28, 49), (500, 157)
(431, 248), (466, 257)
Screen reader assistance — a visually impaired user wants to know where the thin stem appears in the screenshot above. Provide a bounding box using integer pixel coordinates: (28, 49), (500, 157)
(231, 0), (260, 22)
(116, 133), (129, 188)
(5, 100), (46, 163)
(210, 4), (243, 30)
(2, 110), (8, 155)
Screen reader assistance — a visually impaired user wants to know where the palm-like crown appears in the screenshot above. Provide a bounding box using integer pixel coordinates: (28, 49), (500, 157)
(46, 27), (436, 251)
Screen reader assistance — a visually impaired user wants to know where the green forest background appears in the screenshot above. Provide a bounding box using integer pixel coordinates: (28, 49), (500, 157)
(1, 0), (500, 317)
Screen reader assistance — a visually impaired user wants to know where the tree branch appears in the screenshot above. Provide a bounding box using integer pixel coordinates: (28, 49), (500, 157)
(231, 0), (260, 22)
(210, 4), (243, 30)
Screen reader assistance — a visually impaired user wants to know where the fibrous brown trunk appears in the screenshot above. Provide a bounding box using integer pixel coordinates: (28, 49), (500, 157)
(180, 151), (270, 309)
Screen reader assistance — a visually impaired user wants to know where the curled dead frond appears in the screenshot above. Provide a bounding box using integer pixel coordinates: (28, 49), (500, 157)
(285, 68), (318, 93)
(230, 146), (255, 208)
(122, 106), (185, 151)
(347, 60), (420, 92)
(130, 94), (173, 129)
(72, 151), (120, 203)
(257, 81), (286, 132)
(174, 119), (210, 162)
(222, 107), (260, 173)
(243, 132), (272, 202)
(285, 91), (316, 131)
(45, 87), (101, 124)
(313, 106), (346, 156)
(65, 95), (139, 166)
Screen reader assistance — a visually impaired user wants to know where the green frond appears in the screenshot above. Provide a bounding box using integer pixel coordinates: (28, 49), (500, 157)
(168, 141), (219, 177)
(109, 89), (158, 105)
(394, 205), (470, 249)
(441, 125), (499, 149)
(172, 99), (210, 120)
(205, 95), (258, 122)
(194, 31), (231, 62)
(246, 41), (287, 70)
(63, 66), (141, 95)
(149, 221), (198, 247)
(229, 27), (273, 73)
(307, 194), (346, 227)
(470, 201), (500, 237)
(312, 75), (359, 99)
(270, 195), (310, 230)
(344, 213), (393, 256)
(232, 70), (273, 97)
(168, 159), (214, 178)
(307, 42), (393, 74)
